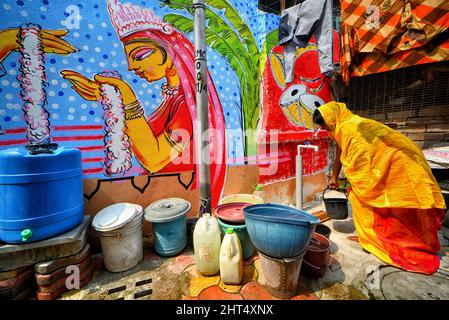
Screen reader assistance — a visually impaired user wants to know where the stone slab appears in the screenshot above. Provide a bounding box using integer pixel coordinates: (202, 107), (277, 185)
(36, 266), (93, 301)
(0, 269), (34, 291)
(0, 216), (89, 272)
(0, 277), (35, 300)
(36, 255), (92, 286)
(35, 243), (90, 275)
(0, 266), (32, 282)
(38, 262), (93, 293)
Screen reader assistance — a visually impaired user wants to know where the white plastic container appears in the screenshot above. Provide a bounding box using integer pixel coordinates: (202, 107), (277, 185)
(219, 228), (243, 284)
(219, 193), (264, 205)
(193, 213), (221, 275)
(252, 184), (266, 202)
(92, 203), (144, 273)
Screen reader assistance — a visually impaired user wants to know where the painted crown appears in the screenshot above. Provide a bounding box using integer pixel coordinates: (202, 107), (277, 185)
(106, 0), (175, 39)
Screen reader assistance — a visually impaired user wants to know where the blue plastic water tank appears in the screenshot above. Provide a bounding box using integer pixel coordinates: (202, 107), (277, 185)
(0, 144), (84, 243)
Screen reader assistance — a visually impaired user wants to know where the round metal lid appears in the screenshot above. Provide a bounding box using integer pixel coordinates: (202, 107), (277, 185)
(144, 198), (191, 223)
(214, 202), (251, 224)
(92, 203), (138, 232)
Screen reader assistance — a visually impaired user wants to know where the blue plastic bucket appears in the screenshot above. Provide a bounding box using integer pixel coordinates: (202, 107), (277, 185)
(217, 218), (254, 260)
(144, 198), (191, 257)
(244, 203), (320, 258)
(152, 218), (187, 257)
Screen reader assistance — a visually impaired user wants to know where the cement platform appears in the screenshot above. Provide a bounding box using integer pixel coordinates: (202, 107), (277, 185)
(0, 216), (90, 272)
(59, 206), (449, 300)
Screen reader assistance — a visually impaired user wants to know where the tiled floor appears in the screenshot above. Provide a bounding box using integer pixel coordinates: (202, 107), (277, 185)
(61, 243), (321, 300)
(61, 212), (449, 300)
(177, 250), (319, 300)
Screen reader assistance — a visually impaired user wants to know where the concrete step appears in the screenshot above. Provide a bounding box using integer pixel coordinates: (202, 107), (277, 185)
(0, 216), (90, 272)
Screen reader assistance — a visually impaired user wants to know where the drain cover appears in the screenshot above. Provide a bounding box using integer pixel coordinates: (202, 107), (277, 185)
(103, 277), (153, 300)
(381, 271), (449, 300)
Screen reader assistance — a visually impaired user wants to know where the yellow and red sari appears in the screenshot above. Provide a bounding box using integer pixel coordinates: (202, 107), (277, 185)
(319, 102), (446, 274)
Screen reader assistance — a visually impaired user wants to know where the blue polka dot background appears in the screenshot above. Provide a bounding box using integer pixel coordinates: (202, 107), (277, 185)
(0, 0), (279, 176)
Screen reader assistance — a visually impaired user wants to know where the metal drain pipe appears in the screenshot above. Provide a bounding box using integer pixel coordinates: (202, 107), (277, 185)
(296, 144), (319, 210)
(193, 0), (211, 215)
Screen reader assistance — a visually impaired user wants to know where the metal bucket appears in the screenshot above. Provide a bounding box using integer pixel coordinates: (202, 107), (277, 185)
(96, 208), (144, 273)
(322, 188), (348, 220)
(259, 250), (306, 299)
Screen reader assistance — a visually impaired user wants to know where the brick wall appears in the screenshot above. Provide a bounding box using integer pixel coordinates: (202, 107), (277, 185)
(393, 123), (449, 149)
(356, 105), (449, 149)
(344, 60), (449, 149)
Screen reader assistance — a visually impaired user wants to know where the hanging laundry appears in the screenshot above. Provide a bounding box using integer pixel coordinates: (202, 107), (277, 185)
(278, 0), (338, 84)
(340, 0), (449, 83)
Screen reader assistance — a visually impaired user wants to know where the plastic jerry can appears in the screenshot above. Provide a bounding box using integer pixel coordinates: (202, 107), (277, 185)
(193, 213), (221, 275)
(219, 228), (243, 284)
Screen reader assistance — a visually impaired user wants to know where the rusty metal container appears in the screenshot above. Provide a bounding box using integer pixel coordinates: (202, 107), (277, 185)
(258, 250), (305, 299)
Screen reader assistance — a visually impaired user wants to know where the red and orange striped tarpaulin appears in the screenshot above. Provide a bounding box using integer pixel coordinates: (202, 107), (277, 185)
(340, 0), (449, 83)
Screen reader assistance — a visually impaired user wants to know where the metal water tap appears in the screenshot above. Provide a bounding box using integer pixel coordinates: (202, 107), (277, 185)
(297, 143), (319, 153)
(296, 143), (319, 210)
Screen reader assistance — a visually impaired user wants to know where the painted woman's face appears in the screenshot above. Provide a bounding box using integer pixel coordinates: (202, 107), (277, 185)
(124, 41), (172, 82)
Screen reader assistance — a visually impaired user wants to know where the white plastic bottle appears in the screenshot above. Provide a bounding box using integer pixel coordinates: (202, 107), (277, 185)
(193, 213), (221, 275)
(252, 183), (265, 201)
(219, 228), (243, 284)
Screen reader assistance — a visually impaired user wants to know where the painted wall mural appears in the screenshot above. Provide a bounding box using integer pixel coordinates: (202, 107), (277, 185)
(258, 31), (340, 183)
(0, 0), (280, 207)
(0, 0), (335, 204)
(161, 0), (278, 157)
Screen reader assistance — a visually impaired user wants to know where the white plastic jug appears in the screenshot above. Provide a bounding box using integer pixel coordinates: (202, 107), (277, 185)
(193, 213), (221, 275)
(219, 228), (243, 284)
(252, 184), (265, 202)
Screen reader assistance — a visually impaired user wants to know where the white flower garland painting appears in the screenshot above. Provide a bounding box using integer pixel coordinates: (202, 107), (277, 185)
(98, 71), (132, 176)
(18, 23), (51, 145)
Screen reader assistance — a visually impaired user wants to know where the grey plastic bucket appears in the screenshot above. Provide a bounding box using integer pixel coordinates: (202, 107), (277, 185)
(145, 198), (191, 257)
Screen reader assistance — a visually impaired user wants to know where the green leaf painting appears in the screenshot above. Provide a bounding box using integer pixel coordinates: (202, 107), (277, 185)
(161, 0), (278, 157)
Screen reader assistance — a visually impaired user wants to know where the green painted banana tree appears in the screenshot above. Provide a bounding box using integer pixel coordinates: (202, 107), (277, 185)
(161, 0), (278, 157)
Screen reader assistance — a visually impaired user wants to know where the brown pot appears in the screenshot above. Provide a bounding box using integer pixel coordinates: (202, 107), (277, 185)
(301, 233), (331, 278)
